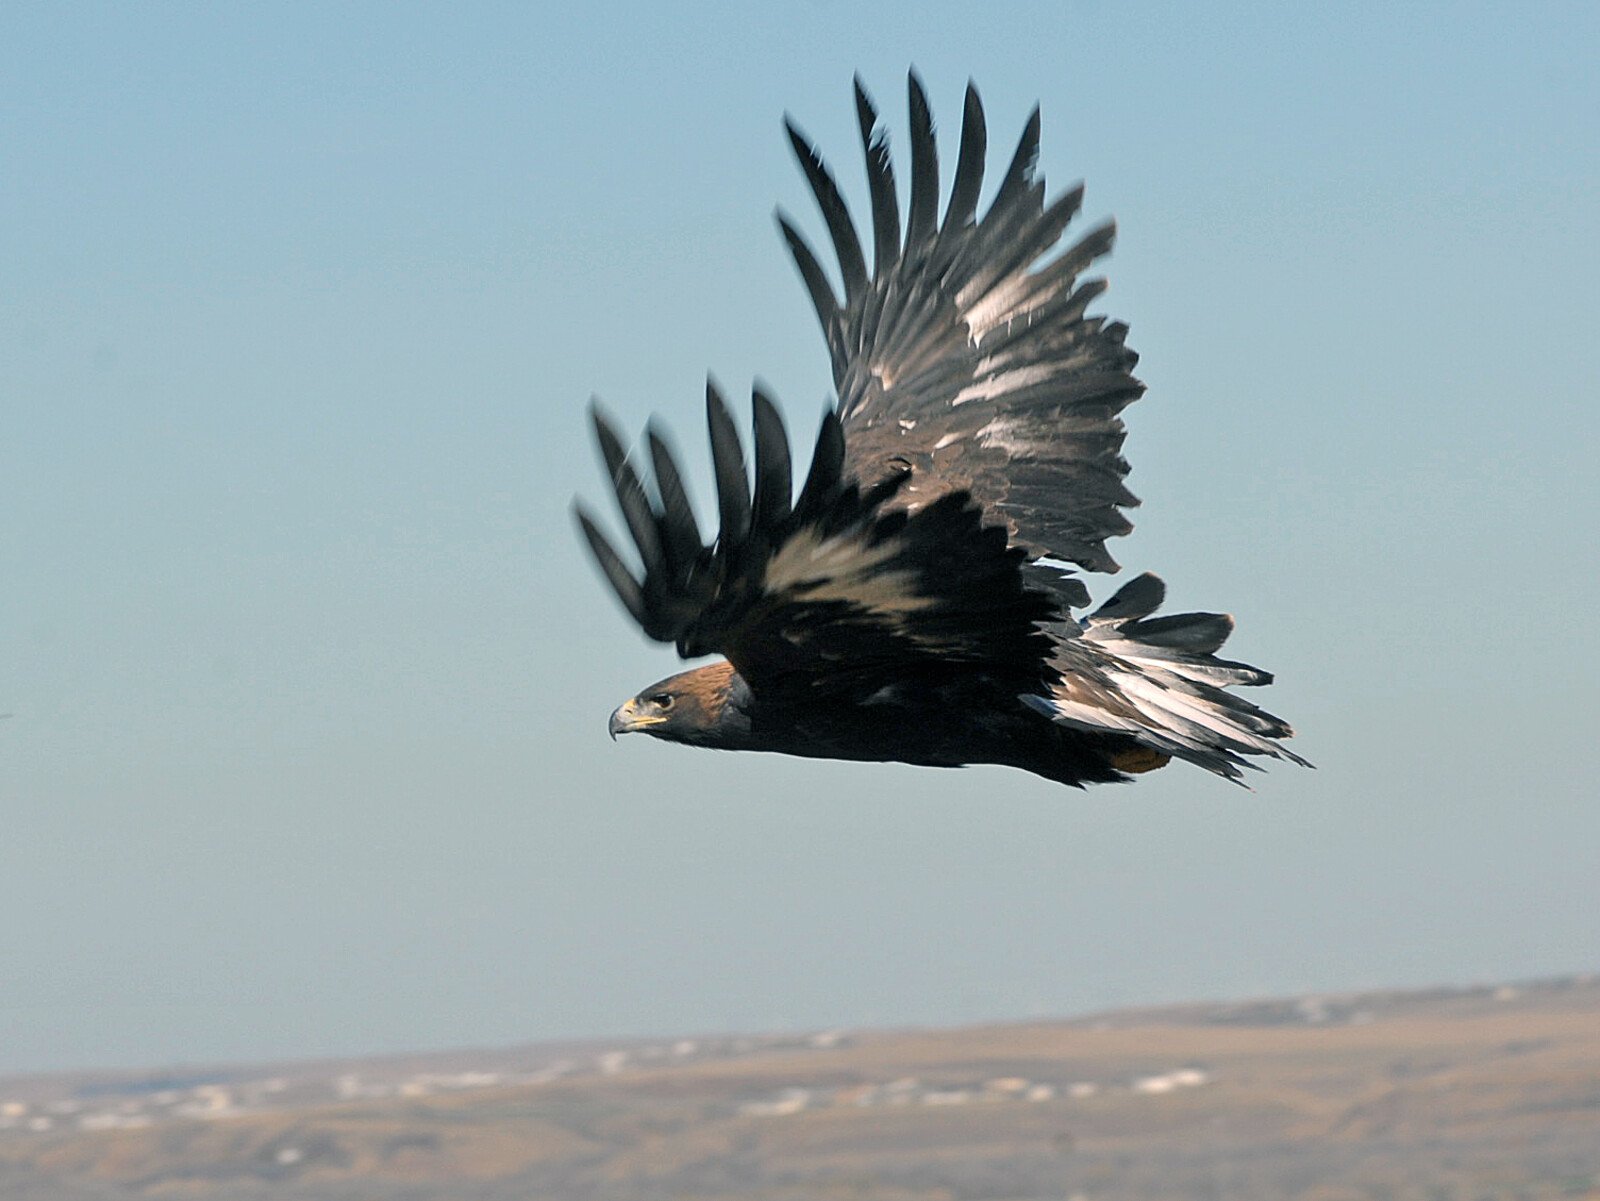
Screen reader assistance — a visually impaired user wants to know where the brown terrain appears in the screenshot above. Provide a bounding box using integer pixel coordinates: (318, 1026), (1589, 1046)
(2, 976), (1597, 1200)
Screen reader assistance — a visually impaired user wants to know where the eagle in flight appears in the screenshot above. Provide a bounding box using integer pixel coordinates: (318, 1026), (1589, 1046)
(576, 75), (1308, 787)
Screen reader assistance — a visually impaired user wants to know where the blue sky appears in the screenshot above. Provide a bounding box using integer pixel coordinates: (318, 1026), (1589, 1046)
(2, 2), (1597, 1074)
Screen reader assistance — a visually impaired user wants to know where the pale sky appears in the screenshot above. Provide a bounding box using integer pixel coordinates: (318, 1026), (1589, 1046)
(3, 1), (1597, 1075)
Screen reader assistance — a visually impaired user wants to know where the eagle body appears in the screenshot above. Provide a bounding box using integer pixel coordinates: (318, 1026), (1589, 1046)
(577, 76), (1309, 788)
(611, 659), (1142, 787)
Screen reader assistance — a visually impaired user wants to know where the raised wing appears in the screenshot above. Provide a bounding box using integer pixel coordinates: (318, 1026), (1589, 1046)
(779, 74), (1144, 582)
(575, 383), (1057, 701)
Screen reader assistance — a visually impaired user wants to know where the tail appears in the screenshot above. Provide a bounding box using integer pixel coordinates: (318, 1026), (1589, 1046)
(1025, 573), (1311, 784)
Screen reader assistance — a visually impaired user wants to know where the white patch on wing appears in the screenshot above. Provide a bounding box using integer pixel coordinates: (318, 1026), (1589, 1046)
(958, 276), (1036, 342)
(975, 417), (1046, 457)
(763, 527), (935, 620)
(951, 363), (1057, 407)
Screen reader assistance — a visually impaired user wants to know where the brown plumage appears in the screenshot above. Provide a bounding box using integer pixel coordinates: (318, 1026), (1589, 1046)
(577, 75), (1309, 787)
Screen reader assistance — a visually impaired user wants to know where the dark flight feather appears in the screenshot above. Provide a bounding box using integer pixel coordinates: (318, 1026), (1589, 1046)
(986, 105), (1041, 227)
(943, 84), (987, 231)
(854, 77), (901, 279)
(706, 381), (752, 544)
(646, 424), (704, 572)
(574, 505), (649, 631)
(905, 73), (939, 252)
(796, 406), (845, 516)
(775, 213), (841, 346)
(751, 386), (793, 528)
(589, 403), (664, 581)
(785, 119), (869, 306)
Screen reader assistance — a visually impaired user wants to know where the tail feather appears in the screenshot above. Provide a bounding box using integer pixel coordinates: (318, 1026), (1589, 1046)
(1031, 572), (1310, 783)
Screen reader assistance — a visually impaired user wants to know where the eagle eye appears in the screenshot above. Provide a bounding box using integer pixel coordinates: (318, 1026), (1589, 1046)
(648, 692), (674, 710)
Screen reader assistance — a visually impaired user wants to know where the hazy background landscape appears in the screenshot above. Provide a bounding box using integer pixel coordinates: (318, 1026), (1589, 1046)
(3, 976), (1597, 1199)
(3, 7), (1598, 1197)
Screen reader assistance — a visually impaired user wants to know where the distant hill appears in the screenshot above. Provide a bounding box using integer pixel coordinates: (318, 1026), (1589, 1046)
(2, 975), (1597, 1200)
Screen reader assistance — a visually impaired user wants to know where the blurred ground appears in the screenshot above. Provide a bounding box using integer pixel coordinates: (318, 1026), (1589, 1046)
(2, 975), (1597, 1200)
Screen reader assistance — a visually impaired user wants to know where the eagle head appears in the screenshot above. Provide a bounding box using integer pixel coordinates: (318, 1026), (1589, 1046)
(608, 660), (749, 748)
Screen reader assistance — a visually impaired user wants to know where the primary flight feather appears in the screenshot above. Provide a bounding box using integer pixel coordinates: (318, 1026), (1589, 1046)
(575, 74), (1308, 787)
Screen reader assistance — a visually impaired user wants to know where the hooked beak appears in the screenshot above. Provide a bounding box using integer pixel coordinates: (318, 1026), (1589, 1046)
(608, 698), (664, 740)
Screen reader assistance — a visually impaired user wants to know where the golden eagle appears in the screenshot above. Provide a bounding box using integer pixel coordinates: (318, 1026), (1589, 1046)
(576, 76), (1308, 786)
